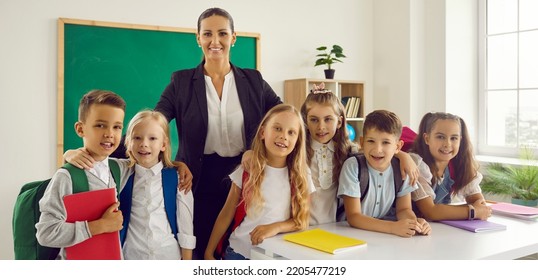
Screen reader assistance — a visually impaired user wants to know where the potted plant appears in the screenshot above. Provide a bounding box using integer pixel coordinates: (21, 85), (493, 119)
(481, 148), (538, 207)
(314, 45), (346, 79)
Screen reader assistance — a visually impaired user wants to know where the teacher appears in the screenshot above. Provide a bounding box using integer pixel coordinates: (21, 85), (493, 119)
(155, 7), (282, 258)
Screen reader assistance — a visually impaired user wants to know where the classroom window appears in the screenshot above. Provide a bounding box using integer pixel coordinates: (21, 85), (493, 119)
(479, 0), (538, 157)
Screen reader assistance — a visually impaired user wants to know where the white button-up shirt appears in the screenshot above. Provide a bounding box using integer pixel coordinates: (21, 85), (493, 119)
(204, 71), (245, 157)
(123, 162), (195, 260)
(89, 158), (110, 185)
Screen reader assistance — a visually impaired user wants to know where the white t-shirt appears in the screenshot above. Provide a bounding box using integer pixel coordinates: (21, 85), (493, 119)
(227, 165), (315, 258)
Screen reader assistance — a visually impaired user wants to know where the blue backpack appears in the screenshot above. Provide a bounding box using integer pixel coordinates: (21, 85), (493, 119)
(12, 161), (121, 260)
(119, 167), (178, 245)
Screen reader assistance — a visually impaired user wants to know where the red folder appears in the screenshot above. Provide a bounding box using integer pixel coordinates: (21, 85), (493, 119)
(63, 188), (121, 260)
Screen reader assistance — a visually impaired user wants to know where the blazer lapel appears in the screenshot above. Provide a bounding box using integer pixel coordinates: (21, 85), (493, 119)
(233, 65), (251, 134)
(193, 63), (208, 132)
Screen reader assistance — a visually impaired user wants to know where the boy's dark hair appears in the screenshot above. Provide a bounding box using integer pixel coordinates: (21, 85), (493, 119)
(363, 110), (402, 138)
(197, 7), (235, 33)
(78, 90), (126, 122)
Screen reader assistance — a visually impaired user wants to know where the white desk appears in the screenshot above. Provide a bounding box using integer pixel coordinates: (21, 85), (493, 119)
(251, 216), (538, 260)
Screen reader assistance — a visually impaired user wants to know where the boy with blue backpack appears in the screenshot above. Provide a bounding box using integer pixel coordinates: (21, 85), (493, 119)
(337, 110), (431, 237)
(35, 90), (129, 259)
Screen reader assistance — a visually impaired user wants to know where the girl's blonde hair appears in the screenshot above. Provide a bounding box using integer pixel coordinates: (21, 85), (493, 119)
(300, 90), (356, 187)
(124, 110), (174, 168)
(242, 104), (310, 230)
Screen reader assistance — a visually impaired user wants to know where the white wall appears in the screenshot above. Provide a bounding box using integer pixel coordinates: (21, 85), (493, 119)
(0, 0), (373, 259)
(0, 0), (479, 260)
(373, 0), (478, 139)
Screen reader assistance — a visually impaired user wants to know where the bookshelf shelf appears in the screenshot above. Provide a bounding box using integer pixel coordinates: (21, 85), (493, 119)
(284, 78), (365, 142)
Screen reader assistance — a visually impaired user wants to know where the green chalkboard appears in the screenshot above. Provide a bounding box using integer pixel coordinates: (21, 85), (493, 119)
(57, 18), (259, 166)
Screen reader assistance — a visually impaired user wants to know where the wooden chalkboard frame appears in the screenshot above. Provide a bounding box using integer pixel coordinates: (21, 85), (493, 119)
(57, 18), (261, 167)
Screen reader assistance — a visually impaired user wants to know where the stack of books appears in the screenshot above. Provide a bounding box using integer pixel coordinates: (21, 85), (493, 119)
(341, 97), (361, 118)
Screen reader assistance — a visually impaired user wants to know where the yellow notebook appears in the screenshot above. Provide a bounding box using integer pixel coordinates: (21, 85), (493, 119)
(283, 228), (367, 254)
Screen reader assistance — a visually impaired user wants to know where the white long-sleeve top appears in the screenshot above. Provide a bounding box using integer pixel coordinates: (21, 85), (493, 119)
(122, 162), (195, 260)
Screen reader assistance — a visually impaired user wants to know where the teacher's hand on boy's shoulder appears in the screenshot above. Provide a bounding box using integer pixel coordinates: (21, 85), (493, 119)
(64, 147), (95, 170)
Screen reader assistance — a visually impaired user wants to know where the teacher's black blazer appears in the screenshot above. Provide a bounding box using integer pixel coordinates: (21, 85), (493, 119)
(155, 62), (282, 192)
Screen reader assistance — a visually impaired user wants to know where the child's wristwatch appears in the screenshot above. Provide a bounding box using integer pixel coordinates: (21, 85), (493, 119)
(468, 204), (475, 220)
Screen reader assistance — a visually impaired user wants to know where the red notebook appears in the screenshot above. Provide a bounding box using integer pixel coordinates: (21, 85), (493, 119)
(63, 188), (121, 260)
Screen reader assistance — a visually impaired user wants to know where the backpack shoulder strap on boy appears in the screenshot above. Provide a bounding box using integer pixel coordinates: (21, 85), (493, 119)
(13, 163), (89, 260)
(355, 154), (403, 208)
(119, 167), (178, 246)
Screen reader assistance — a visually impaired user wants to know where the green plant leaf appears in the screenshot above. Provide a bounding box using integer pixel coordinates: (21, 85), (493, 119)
(482, 153), (538, 200)
(315, 44), (345, 68)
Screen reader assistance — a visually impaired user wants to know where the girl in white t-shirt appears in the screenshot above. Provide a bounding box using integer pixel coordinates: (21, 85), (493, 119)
(204, 104), (313, 260)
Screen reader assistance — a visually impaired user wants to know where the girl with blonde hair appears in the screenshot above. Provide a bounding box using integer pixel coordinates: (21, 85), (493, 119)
(121, 110), (195, 259)
(204, 104), (314, 260)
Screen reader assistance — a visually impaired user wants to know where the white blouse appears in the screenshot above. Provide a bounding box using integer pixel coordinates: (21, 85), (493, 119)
(123, 162), (195, 260)
(309, 140), (338, 225)
(203, 71), (245, 157)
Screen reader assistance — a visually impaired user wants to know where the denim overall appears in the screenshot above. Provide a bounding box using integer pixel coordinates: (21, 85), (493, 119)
(433, 167), (454, 204)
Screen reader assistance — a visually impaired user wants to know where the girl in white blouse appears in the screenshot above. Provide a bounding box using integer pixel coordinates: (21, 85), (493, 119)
(301, 84), (419, 225)
(121, 110), (195, 259)
(409, 112), (492, 221)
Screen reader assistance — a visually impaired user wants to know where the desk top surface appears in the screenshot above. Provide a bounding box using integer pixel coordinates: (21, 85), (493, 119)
(254, 216), (538, 260)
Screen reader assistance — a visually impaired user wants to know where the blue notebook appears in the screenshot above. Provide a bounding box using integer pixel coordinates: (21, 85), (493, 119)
(439, 220), (507, 233)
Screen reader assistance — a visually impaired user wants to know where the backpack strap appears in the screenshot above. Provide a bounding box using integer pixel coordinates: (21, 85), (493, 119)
(390, 157), (403, 208)
(162, 168), (178, 240)
(62, 160), (121, 194)
(355, 154), (369, 201)
(119, 167), (179, 246)
(119, 173), (134, 246)
(62, 163), (89, 193)
(108, 159), (121, 194)
(356, 155), (403, 208)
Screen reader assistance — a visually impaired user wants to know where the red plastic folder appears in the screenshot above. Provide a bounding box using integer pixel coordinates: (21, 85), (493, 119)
(63, 188), (121, 260)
